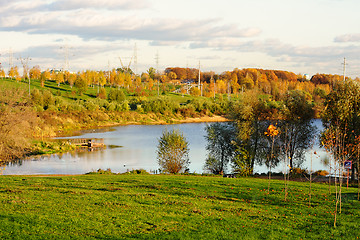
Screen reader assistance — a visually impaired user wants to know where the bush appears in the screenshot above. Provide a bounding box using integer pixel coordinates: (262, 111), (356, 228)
(125, 169), (150, 175)
(314, 170), (329, 176)
(189, 87), (201, 96)
(177, 105), (196, 118)
(86, 168), (115, 175)
(291, 167), (307, 175)
(142, 97), (179, 114)
(30, 89), (43, 106)
(115, 101), (130, 112)
(157, 129), (190, 174)
(84, 101), (98, 111)
(106, 102), (116, 111)
(97, 88), (107, 99)
(108, 88), (126, 103)
(46, 105), (58, 112)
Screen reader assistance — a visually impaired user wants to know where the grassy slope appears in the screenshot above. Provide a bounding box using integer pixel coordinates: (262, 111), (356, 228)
(0, 174), (359, 239)
(0, 77), (206, 104)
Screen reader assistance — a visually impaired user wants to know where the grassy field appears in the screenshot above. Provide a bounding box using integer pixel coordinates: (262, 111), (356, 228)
(0, 77), (209, 104)
(0, 174), (359, 239)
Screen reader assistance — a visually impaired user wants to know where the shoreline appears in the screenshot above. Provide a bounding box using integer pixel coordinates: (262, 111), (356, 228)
(65, 115), (230, 136)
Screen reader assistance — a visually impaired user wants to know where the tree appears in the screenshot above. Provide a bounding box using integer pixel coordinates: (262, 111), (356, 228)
(29, 66), (41, 79)
(230, 91), (269, 175)
(147, 67), (156, 80)
(55, 72), (64, 86)
(280, 90), (316, 169)
(67, 73), (76, 88)
(321, 80), (360, 227)
(204, 123), (237, 174)
(0, 68), (5, 78)
(189, 86), (201, 96)
(75, 74), (88, 95)
(157, 129), (190, 174)
(98, 71), (107, 87)
(264, 124), (280, 192)
(167, 71), (177, 81)
(108, 89), (126, 103)
(322, 80), (360, 180)
(8, 66), (19, 80)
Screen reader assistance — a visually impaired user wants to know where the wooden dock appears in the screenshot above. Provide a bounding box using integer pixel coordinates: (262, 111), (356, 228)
(68, 138), (105, 148)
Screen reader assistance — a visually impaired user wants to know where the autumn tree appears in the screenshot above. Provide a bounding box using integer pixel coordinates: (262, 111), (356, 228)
(124, 73), (132, 89)
(67, 73), (76, 88)
(55, 72), (64, 86)
(29, 66), (41, 79)
(75, 74), (88, 95)
(115, 71), (125, 88)
(264, 124), (280, 192)
(98, 71), (107, 87)
(167, 71), (177, 81)
(8, 66), (19, 80)
(189, 86), (201, 96)
(0, 68), (5, 78)
(157, 129), (190, 174)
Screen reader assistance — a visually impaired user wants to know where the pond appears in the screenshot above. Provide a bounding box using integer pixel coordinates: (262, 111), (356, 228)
(2, 119), (329, 175)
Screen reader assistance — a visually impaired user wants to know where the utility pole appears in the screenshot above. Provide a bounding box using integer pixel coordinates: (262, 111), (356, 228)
(19, 55), (31, 95)
(133, 43), (138, 76)
(60, 43), (70, 72)
(211, 72), (215, 99)
(8, 48), (13, 76)
(198, 61), (201, 91)
(155, 51), (159, 96)
(342, 57), (347, 82)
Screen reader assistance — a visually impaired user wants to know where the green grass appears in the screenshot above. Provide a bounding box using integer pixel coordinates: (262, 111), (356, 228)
(0, 77), (200, 104)
(0, 175), (359, 239)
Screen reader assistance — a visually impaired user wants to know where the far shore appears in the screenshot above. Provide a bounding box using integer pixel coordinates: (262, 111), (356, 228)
(66, 115), (231, 137)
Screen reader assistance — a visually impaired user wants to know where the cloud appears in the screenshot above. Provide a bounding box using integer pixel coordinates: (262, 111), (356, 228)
(47, 0), (150, 11)
(334, 33), (360, 43)
(0, 0), (150, 13)
(0, 6), (261, 44)
(0, 0), (261, 45)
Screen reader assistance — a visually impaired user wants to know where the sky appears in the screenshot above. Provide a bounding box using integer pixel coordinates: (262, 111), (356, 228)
(1, 0), (360, 77)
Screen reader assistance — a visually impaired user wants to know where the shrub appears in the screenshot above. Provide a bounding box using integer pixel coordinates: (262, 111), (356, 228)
(314, 170), (329, 176)
(189, 87), (201, 96)
(125, 169), (150, 175)
(97, 88), (107, 99)
(115, 101), (130, 112)
(108, 88), (126, 103)
(86, 168), (115, 175)
(84, 101), (98, 111)
(30, 89), (43, 106)
(43, 90), (55, 110)
(106, 102), (116, 111)
(157, 129), (190, 174)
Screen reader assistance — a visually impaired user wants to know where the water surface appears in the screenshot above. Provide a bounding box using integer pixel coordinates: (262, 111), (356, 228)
(2, 120), (329, 175)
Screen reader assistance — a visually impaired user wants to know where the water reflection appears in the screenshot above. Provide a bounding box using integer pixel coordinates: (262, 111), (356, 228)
(2, 120), (330, 175)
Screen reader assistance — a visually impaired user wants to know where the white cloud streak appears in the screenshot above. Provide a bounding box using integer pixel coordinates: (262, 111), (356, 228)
(334, 33), (360, 43)
(0, 0), (261, 44)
